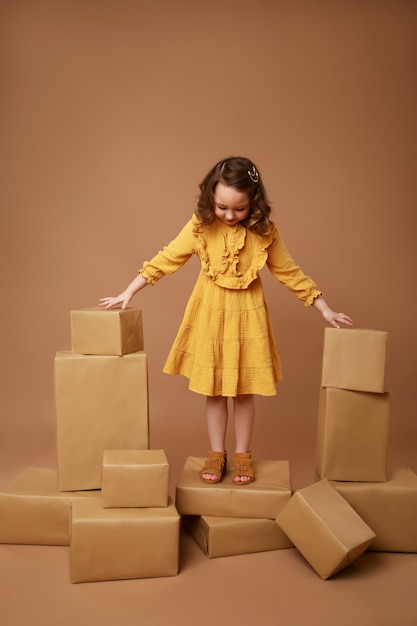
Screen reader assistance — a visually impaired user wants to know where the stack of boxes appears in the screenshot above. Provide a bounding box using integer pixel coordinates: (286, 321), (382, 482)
(276, 328), (417, 579)
(56, 307), (149, 491)
(70, 448), (179, 583)
(0, 307), (180, 583)
(317, 327), (390, 482)
(176, 457), (293, 558)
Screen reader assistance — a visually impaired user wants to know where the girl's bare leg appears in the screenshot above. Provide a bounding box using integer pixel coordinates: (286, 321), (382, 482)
(233, 394), (255, 482)
(202, 395), (228, 481)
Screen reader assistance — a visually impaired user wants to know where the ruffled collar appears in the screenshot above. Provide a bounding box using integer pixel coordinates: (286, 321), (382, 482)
(192, 214), (276, 289)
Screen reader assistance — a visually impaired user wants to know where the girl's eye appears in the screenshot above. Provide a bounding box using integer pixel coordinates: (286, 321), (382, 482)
(217, 205), (248, 212)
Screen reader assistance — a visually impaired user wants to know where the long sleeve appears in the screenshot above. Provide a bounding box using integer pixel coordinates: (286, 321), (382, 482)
(138, 218), (197, 284)
(266, 229), (322, 306)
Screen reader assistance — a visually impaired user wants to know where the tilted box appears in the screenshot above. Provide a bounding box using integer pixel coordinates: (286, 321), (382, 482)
(71, 307), (144, 356)
(321, 327), (387, 393)
(55, 351), (149, 491)
(182, 514), (292, 558)
(276, 480), (375, 580)
(102, 449), (169, 508)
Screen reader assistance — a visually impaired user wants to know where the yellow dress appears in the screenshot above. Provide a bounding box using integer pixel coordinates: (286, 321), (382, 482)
(139, 214), (322, 397)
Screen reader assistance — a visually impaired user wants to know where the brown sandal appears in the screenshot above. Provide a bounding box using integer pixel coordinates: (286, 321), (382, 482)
(232, 452), (254, 485)
(199, 451), (227, 484)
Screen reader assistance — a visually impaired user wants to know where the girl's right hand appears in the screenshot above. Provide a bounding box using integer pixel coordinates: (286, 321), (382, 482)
(99, 291), (133, 310)
(99, 274), (148, 310)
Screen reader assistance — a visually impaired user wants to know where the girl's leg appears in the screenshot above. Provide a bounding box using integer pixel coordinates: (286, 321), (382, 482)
(201, 395), (228, 481)
(233, 394), (255, 452)
(233, 394), (255, 483)
(206, 395), (228, 450)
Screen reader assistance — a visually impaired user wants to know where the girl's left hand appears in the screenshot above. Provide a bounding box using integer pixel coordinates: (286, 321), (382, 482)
(323, 310), (354, 329)
(312, 296), (354, 329)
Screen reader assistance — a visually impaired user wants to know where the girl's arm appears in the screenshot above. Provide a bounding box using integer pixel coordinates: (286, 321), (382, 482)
(99, 218), (197, 310)
(99, 273), (149, 310)
(312, 296), (354, 329)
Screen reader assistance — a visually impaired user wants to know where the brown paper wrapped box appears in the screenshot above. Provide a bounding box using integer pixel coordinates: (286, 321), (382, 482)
(176, 457), (291, 519)
(102, 449), (169, 508)
(70, 497), (180, 582)
(316, 387), (390, 481)
(330, 468), (417, 552)
(0, 467), (101, 545)
(321, 327), (387, 393)
(55, 351), (149, 491)
(276, 480), (376, 580)
(183, 514), (293, 558)
(71, 307), (144, 356)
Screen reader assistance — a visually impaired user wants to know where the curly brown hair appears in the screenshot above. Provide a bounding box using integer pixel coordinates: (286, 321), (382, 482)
(195, 156), (274, 236)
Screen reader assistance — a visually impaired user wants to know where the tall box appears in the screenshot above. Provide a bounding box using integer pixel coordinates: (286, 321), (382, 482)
(276, 480), (376, 580)
(0, 467), (100, 545)
(321, 328), (387, 393)
(71, 307), (143, 356)
(176, 457), (291, 520)
(55, 351), (149, 491)
(331, 468), (417, 552)
(102, 449), (169, 508)
(183, 514), (292, 558)
(316, 387), (390, 481)
(70, 498), (180, 582)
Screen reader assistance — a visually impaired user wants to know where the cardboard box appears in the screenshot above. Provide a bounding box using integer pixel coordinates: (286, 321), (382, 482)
(316, 387), (390, 481)
(71, 307), (144, 356)
(176, 457), (292, 519)
(321, 327), (387, 393)
(55, 351), (149, 491)
(331, 468), (417, 552)
(70, 497), (180, 582)
(0, 467), (100, 545)
(276, 480), (376, 580)
(182, 514), (293, 558)
(102, 449), (169, 508)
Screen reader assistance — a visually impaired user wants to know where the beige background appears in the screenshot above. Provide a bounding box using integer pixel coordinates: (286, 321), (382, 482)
(1, 1), (416, 625)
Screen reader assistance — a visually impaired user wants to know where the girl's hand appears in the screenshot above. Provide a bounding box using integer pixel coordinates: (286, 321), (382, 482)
(312, 296), (354, 329)
(99, 274), (149, 310)
(99, 291), (133, 310)
(322, 309), (354, 329)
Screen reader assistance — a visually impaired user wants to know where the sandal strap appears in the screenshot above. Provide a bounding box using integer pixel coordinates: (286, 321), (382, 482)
(232, 452), (254, 480)
(199, 451), (227, 481)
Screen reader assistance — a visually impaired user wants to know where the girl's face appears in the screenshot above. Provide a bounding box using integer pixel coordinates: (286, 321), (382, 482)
(213, 183), (251, 227)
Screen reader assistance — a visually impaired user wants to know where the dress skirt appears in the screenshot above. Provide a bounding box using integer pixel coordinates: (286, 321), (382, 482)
(163, 271), (282, 397)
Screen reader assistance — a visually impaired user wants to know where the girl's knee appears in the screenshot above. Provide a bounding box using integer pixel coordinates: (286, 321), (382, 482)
(235, 394), (254, 402)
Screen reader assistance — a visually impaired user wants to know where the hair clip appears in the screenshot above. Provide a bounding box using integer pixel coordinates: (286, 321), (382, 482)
(248, 165), (259, 183)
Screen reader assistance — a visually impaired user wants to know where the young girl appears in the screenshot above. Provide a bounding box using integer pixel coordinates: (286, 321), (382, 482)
(100, 157), (353, 485)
